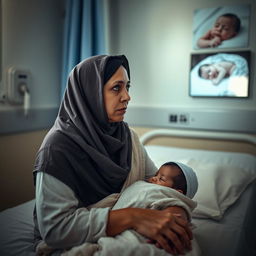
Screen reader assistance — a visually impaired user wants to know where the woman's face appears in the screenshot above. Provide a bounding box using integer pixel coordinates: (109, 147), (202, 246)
(103, 65), (131, 122)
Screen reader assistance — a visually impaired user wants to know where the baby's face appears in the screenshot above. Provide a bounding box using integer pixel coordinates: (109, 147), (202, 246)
(148, 165), (181, 188)
(200, 65), (218, 80)
(212, 16), (237, 40)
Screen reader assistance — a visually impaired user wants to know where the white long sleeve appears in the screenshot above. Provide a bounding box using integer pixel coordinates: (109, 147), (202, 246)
(35, 172), (110, 248)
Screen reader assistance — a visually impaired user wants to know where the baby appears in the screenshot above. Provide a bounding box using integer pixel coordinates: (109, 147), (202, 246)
(197, 13), (240, 48)
(198, 61), (236, 85)
(148, 161), (197, 197)
(91, 161), (200, 256)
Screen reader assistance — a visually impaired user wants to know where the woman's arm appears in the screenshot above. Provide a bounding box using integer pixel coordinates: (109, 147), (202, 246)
(107, 207), (192, 255)
(35, 172), (110, 248)
(36, 173), (191, 254)
(36, 172), (191, 253)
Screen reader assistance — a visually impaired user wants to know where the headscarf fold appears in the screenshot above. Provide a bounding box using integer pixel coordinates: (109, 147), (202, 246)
(34, 55), (132, 206)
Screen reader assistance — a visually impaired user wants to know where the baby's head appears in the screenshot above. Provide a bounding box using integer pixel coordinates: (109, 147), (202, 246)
(198, 64), (217, 80)
(148, 162), (198, 199)
(213, 13), (241, 40)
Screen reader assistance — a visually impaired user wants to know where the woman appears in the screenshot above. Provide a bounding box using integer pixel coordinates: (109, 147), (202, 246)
(33, 55), (192, 255)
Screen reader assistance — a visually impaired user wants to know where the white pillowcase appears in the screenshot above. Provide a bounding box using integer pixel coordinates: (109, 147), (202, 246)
(182, 159), (256, 220)
(145, 145), (256, 220)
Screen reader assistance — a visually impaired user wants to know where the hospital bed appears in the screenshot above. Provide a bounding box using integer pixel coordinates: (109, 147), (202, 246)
(141, 129), (256, 256)
(0, 128), (256, 256)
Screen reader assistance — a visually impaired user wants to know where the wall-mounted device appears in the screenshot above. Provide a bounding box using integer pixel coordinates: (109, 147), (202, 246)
(7, 67), (31, 115)
(169, 113), (189, 124)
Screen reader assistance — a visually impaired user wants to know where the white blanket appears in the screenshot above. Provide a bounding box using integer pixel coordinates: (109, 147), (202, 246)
(61, 181), (200, 256)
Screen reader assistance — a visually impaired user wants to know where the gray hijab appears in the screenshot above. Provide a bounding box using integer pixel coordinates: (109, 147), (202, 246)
(34, 55), (132, 206)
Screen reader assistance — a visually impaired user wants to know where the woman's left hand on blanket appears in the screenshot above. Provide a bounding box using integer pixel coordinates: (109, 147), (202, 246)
(130, 208), (192, 255)
(147, 209), (192, 255)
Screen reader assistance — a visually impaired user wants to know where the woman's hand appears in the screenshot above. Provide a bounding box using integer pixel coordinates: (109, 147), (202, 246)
(147, 211), (192, 255)
(134, 208), (192, 255)
(107, 207), (192, 255)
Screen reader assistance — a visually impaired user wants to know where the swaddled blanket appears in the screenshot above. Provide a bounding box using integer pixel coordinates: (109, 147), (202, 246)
(60, 181), (200, 256)
(112, 180), (196, 212)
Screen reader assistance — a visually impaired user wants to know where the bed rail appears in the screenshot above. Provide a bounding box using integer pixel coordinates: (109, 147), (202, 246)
(140, 129), (256, 146)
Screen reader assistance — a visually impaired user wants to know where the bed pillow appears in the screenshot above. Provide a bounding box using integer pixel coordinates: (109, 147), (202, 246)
(182, 159), (256, 220)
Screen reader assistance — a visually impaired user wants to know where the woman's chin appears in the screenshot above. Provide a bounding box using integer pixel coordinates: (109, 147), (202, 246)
(109, 116), (125, 123)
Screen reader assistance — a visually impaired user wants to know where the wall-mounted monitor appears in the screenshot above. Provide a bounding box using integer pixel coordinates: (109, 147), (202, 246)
(192, 4), (251, 50)
(189, 51), (250, 98)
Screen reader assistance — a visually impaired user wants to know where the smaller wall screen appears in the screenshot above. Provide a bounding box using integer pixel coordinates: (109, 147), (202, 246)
(189, 51), (250, 98)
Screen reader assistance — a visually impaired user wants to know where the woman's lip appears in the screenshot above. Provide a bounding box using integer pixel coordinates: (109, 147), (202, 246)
(116, 108), (127, 114)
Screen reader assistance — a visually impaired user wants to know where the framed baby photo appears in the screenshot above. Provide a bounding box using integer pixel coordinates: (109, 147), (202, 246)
(192, 4), (251, 50)
(189, 51), (250, 98)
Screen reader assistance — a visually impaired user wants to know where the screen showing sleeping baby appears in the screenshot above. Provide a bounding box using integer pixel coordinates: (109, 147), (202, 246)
(189, 51), (250, 98)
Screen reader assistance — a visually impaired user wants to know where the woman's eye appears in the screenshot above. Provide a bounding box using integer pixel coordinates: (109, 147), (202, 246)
(126, 84), (131, 91)
(112, 85), (120, 91)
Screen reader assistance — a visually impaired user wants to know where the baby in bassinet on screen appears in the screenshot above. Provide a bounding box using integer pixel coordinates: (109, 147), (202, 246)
(198, 61), (236, 85)
(193, 53), (249, 97)
(197, 13), (240, 48)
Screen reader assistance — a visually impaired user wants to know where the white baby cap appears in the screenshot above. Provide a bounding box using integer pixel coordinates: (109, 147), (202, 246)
(172, 162), (198, 199)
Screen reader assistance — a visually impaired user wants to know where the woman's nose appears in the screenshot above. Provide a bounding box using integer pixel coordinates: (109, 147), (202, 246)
(121, 88), (131, 102)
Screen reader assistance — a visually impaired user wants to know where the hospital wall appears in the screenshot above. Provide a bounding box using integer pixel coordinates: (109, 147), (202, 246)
(0, 0), (255, 211)
(106, 0), (256, 132)
(0, 0), (64, 211)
